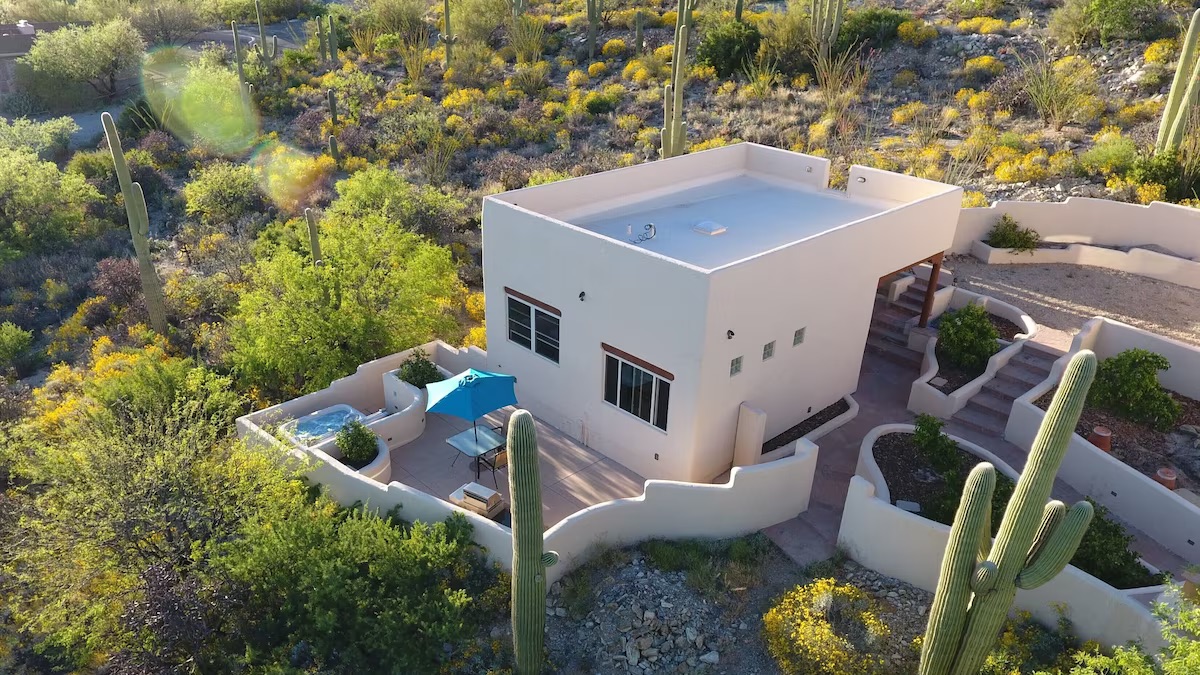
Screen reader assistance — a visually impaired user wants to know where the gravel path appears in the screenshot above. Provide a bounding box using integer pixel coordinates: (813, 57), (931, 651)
(945, 256), (1200, 348)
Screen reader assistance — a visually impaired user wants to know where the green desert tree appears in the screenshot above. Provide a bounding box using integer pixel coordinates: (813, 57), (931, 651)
(21, 19), (146, 101)
(324, 165), (468, 242)
(0, 148), (100, 259)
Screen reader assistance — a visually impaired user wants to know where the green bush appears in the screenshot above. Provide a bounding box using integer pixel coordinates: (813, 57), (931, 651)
(1128, 150), (1196, 202)
(1070, 499), (1165, 588)
(582, 89), (621, 115)
(0, 116), (78, 159)
(697, 19), (762, 78)
(755, 3), (809, 76)
(1088, 349), (1180, 430)
(836, 8), (910, 53)
(0, 148), (100, 259)
(1049, 0), (1165, 45)
(985, 213), (1041, 253)
(335, 420), (378, 468)
(1049, 597), (1200, 673)
(1077, 135), (1138, 177)
(936, 302), (1000, 374)
(0, 321), (33, 372)
(182, 161), (265, 228)
(19, 19), (145, 101)
(642, 539), (711, 571)
(913, 414), (961, 477)
(981, 609), (1078, 674)
(397, 350), (443, 388)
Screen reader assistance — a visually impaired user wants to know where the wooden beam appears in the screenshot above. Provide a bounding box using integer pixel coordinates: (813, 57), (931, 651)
(918, 252), (944, 328)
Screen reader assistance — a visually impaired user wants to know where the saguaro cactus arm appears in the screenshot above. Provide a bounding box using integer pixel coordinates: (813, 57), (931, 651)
(507, 410), (557, 675)
(1156, 9), (1200, 154)
(810, 0), (846, 59)
(101, 112), (168, 335)
(661, 0), (697, 159)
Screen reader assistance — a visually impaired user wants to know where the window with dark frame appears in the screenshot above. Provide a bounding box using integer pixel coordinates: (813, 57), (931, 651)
(506, 292), (560, 363)
(603, 352), (670, 431)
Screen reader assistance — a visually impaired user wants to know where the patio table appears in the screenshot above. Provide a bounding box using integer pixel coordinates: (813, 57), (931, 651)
(445, 426), (505, 481)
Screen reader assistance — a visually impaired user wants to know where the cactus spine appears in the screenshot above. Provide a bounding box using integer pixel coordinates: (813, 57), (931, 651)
(918, 350), (1098, 675)
(101, 112), (168, 336)
(441, 0), (457, 67)
(507, 410), (558, 675)
(661, 0), (697, 159)
(254, 0), (278, 71)
(586, 0), (602, 60)
(1156, 9), (1200, 154)
(810, 0), (845, 60)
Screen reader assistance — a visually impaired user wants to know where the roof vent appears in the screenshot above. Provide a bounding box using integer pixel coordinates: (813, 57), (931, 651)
(693, 220), (726, 236)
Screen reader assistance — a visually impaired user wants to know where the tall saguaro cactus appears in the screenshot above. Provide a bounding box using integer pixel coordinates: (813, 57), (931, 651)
(254, 0), (278, 71)
(634, 11), (644, 53)
(326, 14), (337, 62)
(441, 0), (457, 67)
(1156, 9), (1199, 154)
(304, 208), (322, 268)
(102, 112), (168, 336)
(586, 0), (602, 60)
(661, 0), (698, 159)
(918, 350), (1098, 675)
(810, 0), (845, 60)
(507, 410), (558, 675)
(232, 21), (247, 88)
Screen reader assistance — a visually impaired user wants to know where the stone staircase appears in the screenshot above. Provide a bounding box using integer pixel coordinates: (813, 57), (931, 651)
(952, 346), (1060, 435)
(866, 301), (923, 368)
(892, 278), (936, 315)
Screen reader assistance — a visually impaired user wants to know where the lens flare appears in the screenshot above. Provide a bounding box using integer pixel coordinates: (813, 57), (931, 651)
(249, 140), (336, 213)
(142, 46), (259, 156)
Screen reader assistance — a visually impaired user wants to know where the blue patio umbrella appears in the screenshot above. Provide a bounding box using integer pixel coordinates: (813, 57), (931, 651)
(425, 368), (518, 440)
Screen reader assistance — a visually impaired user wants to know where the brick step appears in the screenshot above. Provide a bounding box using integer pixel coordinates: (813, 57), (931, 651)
(866, 336), (923, 368)
(995, 365), (1049, 388)
(894, 295), (924, 314)
(868, 323), (908, 346)
(1007, 355), (1053, 378)
(1020, 346), (1062, 366)
(953, 403), (1007, 435)
(982, 376), (1034, 400)
(968, 390), (1015, 416)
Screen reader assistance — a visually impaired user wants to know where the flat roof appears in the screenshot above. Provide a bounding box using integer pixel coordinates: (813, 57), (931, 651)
(566, 172), (893, 270)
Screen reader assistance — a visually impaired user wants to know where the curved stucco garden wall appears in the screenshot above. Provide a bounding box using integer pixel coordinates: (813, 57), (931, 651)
(1006, 318), (1200, 564)
(544, 439), (819, 585)
(841, 424), (1166, 651)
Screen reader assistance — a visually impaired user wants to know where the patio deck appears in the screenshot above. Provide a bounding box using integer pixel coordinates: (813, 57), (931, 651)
(388, 407), (646, 529)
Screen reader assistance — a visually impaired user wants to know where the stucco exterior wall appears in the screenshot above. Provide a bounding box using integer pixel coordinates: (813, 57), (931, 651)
(481, 199), (711, 482)
(544, 439), (819, 584)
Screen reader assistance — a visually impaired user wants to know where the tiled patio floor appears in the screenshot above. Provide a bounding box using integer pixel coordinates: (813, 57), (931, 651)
(388, 407), (646, 529)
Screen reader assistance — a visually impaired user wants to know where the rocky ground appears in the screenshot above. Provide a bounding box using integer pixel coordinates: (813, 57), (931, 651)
(542, 540), (934, 675)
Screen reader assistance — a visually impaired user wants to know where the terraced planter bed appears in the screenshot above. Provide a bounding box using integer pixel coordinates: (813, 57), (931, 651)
(761, 398), (851, 454)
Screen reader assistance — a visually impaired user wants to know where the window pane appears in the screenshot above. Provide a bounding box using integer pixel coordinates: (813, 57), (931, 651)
(604, 355), (619, 404)
(535, 339), (559, 362)
(508, 298), (532, 348)
(534, 311), (560, 362)
(730, 356), (742, 376)
(619, 362), (637, 415)
(763, 341), (775, 360)
(654, 379), (670, 430)
(634, 368), (653, 422)
(793, 327), (806, 345)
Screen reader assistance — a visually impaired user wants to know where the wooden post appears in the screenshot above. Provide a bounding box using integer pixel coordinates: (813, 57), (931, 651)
(919, 252), (944, 328)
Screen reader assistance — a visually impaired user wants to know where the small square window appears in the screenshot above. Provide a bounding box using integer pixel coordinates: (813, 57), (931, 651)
(730, 356), (743, 377)
(762, 341), (775, 360)
(793, 327), (806, 346)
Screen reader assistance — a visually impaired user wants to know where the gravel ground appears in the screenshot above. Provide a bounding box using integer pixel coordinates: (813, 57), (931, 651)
(945, 256), (1200, 348)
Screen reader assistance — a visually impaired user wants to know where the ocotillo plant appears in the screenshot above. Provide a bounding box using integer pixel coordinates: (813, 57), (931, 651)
(101, 112), (168, 336)
(507, 410), (558, 675)
(918, 350), (1098, 675)
(586, 0), (602, 59)
(661, 0), (697, 159)
(1156, 9), (1199, 154)
(254, 0), (278, 71)
(810, 0), (845, 60)
(327, 89), (338, 127)
(441, 0), (458, 67)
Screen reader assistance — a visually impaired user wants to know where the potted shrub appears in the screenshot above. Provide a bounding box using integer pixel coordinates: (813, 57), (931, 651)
(396, 351), (444, 407)
(335, 420), (385, 473)
(933, 302), (1000, 393)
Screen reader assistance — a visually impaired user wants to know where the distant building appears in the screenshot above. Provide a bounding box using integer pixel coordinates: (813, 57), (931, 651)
(0, 21), (79, 99)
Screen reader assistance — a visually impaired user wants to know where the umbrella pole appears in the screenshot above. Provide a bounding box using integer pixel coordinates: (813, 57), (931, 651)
(474, 419), (478, 442)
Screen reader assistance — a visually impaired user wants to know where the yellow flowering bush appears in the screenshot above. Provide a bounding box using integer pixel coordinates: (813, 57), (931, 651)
(690, 136), (737, 152)
(892, 69), (917, 87)
(792, 73), (812, 89)
(441, 86), (486, 111)
(462, 325), (487, 349)
(1135, 182), (1167, 204)
(1115, 99), (1164, 127)
(566, 69), (589, 87)
(690, 63), (717, 81)
(763, 578), (889, 675)
(994, 148), (1049, 183)
(957, 16), (1007, 34)
(601, 38), (626, 57)
(653, 44), (673, 61)
(1008, 17), (1031, 30)
(464, 292), (485, 322)
(963, 55), (1005, 80)
(588, 61), (608, 77)
(954, 87), (977, 105)
(1144, 39), (1176, 65)
(967, 90), (995, 112)
(898, 20), (938, 47)
(962, 190), (990, 207)
(892, 101), (929, 125)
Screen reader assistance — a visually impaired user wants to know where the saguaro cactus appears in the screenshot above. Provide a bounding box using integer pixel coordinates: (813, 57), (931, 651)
(327, 134), (340, 164)
(101, 112), (168, 336)
(810, 0), (845, 60)
(254, 0), (278, 71)
(586, 0), (602, 60)
(304, 208), (322, 268)
(661, 0), (697, 159)
(327, 14), (337, 62)
(327, 88), (338, 127)
(317, 16), (328, 62)
(441, 0), (458, 67)
(1156, 9), (1199, 154)
(507, 410), (558, 675)
(232, 21), (247, 88)
(634, 11), (644, 53)
(918, 350), (1098, 675)
(735, 0), (744, 22)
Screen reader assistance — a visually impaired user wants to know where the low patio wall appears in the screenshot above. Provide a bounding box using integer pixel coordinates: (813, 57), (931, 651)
(842, 424), (1167, 650)
(544, 439), (819, 584)
(970, 240), (1200, 290)
(759, 394), (858, 463)
(908, 290), (1037, 418)
(1006, 319), (1200, 564)
(951, 198), (1200, 262)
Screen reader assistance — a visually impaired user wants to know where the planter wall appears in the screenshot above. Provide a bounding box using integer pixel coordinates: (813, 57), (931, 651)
(758, 394), (859, 464)
(971, 240), (1200, 290)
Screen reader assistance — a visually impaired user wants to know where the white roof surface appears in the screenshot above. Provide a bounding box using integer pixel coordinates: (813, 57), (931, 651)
(569, 172), (892, 270)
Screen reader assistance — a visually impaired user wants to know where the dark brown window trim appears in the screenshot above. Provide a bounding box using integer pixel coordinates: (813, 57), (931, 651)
(601, 343), (674, 382)
(504, 287), (561, 317)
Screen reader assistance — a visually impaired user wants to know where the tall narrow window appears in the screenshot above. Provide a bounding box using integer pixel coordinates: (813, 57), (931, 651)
(793, 327), (806, 346)
(505, 289), (561, 364)
(602, 347), (671, 431)
(762, 341), (775, 360)
(730, 356), (743, 376)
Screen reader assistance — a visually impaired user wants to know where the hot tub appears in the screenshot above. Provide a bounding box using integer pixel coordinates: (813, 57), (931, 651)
(282, 404), (371, 447)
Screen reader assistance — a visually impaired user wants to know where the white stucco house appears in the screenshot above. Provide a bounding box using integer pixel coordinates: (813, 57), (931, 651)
(482, 143), (962, 483)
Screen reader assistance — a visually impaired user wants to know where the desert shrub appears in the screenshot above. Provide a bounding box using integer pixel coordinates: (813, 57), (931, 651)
(962, 191), (990, 207)
(0, 148), (100, 259)
(397, 350), (442, 388)
(756, 2), (809, 76)
(1078, 130), (1138, 176)
(962, 54), (1005, 82)
(1128, 150), (1195, 202)
(763, 578), (889, 675)
(1056, 598), (1200, 673)
(206, 0), (314, 22)
(335, 419), (378, 467)
(0, 321), (33, 373)
(913, 414), (961, 476)
(1050, 0), (1164, 45)
(697, 19), (761, 78)
(0, 116), (78, 159)
(588, 61), (608, 77)
(566, 68), (589, 87)
(1088, 348), (1180, 430)
(948, 0), (1004, 19)
(20, 19), (145, 101)
(1019, 54), (1100, 129)
(1071, 499), (1165, 588)
(456, 0), (510, 45)
(986, 213), (1041, 252)
(1143, 38), (1175, 64)
(90, 257), (144, 310)
(897, 20), (937, 47)
(957, 16), (1007, 34)
(937, 302), (999, 374)
(602, 38), (626, 57)
(836, 8), (909, 52)
(642, 539), (710, 571)
(182, 161), (266, 229)
(324, 166), (467, 241)
(980, 610), (1079, 675)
